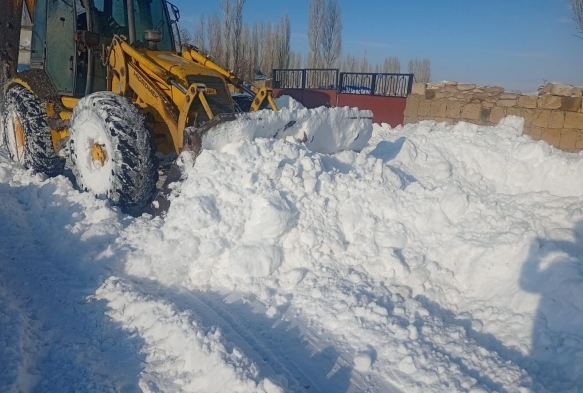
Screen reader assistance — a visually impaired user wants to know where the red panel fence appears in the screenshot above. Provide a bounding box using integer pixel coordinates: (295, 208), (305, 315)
(272, 69), (414, 127)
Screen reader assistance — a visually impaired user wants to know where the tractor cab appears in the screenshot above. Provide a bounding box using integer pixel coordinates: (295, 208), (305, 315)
(31, 0), (179, 97)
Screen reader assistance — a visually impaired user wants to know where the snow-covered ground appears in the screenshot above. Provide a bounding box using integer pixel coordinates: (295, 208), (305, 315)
(2, 99), (583, 392)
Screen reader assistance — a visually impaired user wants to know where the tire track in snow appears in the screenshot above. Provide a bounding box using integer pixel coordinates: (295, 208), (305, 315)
(191, 290), (395, 393)
(0, 164), (145, 392)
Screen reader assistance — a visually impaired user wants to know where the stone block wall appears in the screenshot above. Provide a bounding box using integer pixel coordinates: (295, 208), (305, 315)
(404, 81), (583, 152)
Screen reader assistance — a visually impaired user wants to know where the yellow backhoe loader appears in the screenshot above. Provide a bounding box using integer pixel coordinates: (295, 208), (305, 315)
(0, 0), (371, 215)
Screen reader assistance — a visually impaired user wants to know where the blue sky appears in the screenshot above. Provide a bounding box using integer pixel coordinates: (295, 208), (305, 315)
(173, 0), (583, 92)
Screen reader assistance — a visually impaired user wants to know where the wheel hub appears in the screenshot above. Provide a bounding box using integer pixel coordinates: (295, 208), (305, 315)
(91, 143), (107, 167)
(13, 116), (25, 149)
(8, 111), (25, 162)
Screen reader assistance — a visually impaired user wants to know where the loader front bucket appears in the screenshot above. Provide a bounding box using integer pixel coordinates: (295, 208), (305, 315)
(148, 114), (241, 217)
(148, 107), (374, 217)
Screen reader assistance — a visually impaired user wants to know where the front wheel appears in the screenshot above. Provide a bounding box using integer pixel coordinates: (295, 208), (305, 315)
(69, 92), (158, 215)
(1, 84), (64, 176)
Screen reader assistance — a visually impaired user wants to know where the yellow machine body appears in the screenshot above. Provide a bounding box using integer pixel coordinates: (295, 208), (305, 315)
(3, 0), (278, 157)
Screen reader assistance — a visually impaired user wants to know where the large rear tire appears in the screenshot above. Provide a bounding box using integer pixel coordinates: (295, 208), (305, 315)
(1, 84), (64, 176)
(69, 92), (158, 215)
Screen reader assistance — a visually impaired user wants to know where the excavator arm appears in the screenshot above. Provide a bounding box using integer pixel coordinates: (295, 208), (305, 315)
(182, 44), (279, 112)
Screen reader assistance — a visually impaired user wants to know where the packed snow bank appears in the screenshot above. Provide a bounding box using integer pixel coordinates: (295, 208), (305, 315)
(0, 150), (284, 393)
(122, 115), (583, 392)
(3, 109), (583, 392)
(274, 95), (305, 111)
(202, 106), (373, 154)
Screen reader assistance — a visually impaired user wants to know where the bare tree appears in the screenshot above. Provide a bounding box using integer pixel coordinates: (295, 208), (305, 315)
(275, 14), (291, 69)
(179, 28), (192, 46)
(359, 54), (370, 73)
(190, 5), (293, 84)
(383, 57), (400, 73)
(232, 0), (247, 74)
(408, 58), (431, 83)
(193, 14), (206, 51)
(239, 23), (253, 82)
(207, 13), (224, 65)
(321, 0), (342, 68)
(308, 0), (326, 68)
(290, 51), (303, 68)
(251, 22), (260, 74)
(573, 0), (583, 35)
(221, 0), (234, 69)
(340, 54), (358, 72)
(256, 22), (267, 73)
(263, 22), (277, 74)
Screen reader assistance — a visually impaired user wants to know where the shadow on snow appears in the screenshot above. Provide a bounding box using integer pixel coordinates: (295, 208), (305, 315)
(0, 176), (356, 393)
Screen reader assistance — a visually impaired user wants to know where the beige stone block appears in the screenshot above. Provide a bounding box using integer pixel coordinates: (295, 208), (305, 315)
(565, 112), (583, 129)
(573, 87), (583, 97)
(470, 97), (484, 104)
(561, 97), (583, 112)
(525, 127), (543, 141)
(446, 100), (463, 118)
(482, 101), (495, 108)
(427, 82), (446, 89)
(411, 83), (426, 95)
(538, 83), (553, 95)
(548, 111), (565, 129)
(473, 88), (485, 93)
(520, 108), (536, 126)
(434, 92), (447, 99)
(575, 131), (583, 149)
(418, 101), (431, 117)
(497, 99), (517, 107)
(433, 117), (454, 124)
(461, 103), (481, 120)
(480, 107), (491, 124)
(560, 129), (578, 150)
(533, 111), (551, 128)
(405, 95), (421, 117)
(551, 83), (573, 97)
(518, 95), (538, 109)
(429, 100), (447, 117)
(507, 107), (521, 117)
(540, 128), (562, 148)
(404, 116), (417, 125)
(500, 93), (519, 100)
(445, 86), (459, 94)
(538, 95), (562, 109)
(445, 81), (458, 86)
(425, 90), (436, 100)
(489, 106), (505, 123)
(485, 86), (505, 94)
(457, 84), (476, 91)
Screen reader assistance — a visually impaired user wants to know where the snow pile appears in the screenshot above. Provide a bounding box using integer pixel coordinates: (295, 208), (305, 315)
(202, 105), (373, 154)
(121, 115), (583, 391)
(94, 278), (284, 393)
(3, 109), (583, 392)
(274, 95), (305, 111)
(0, 149), (282, 392)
